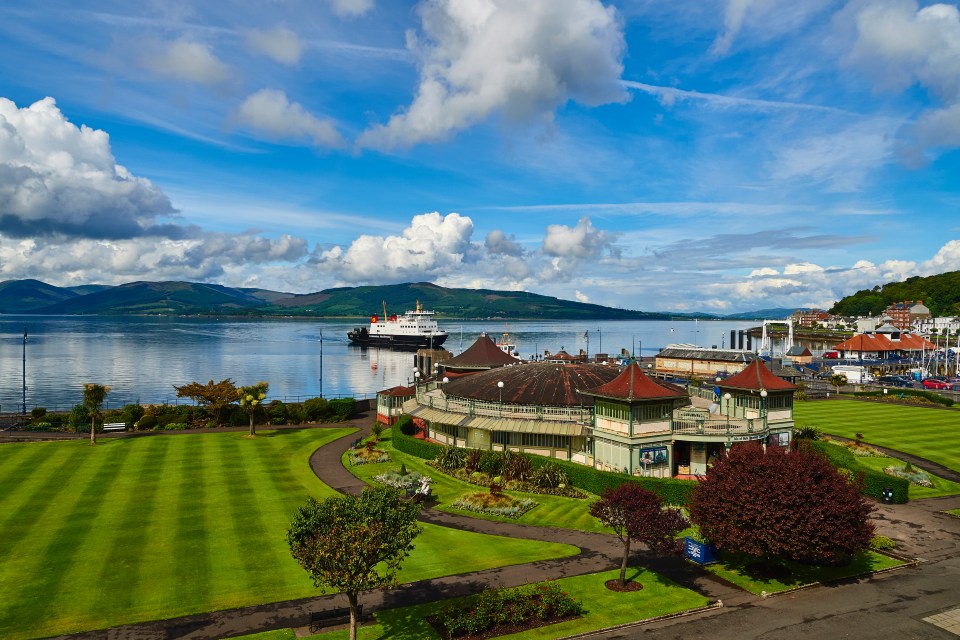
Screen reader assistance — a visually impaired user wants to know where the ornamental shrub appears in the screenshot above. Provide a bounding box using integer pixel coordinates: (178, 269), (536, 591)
(396, 414), (418, 436)
(465, 448), (483, 473)
(531, 462), (568, 489)
(31, 407), (47, 420)
(434, 445), (466, 471)
(329, 398), (356, 420)
(136, 414), (158, 431)
(69, 404), (89, 431)
(806, 441), (909, 503)
(268, 400), (288, 425)
(869, 535), (897, 551)
(303, 397), (332, 422)
(121, 403), (145, 428)
(690, 443), (874, 566)
(479, 450), (507, 476)
(391, 423), (444, 459)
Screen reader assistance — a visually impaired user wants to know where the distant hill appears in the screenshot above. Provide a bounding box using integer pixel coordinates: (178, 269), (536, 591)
(262, 282), (674, 320)
(0, 279), (79, 313)
(830, 271), (960, 317)
(37, 281), (272, 315)
(723, 308), (799, 320)
(0, 279), (680, 319)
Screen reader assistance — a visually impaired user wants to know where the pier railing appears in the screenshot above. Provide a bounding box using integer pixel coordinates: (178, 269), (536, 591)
(672, 416), (764, 437)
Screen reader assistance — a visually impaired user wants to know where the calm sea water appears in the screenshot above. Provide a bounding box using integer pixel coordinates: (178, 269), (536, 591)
(0, 315), (763, 411)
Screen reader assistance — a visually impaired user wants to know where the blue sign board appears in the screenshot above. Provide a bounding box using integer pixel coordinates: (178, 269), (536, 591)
(684, 537), (718, 565)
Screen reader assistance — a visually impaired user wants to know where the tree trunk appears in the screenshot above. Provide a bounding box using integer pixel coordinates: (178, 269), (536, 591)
(90, 415), (96, 445)
(248, 412), (255, 437)
(619, 537), (630, 586)
(347, 591), (359, 640)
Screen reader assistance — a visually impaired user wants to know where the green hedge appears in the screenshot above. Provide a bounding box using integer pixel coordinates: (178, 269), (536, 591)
(527, 456), (696, 506)
(391, 423), (444, 460)
(851, 389), (953, 407)
(806, 441), (909, 503)
(391, 424), (695, 506)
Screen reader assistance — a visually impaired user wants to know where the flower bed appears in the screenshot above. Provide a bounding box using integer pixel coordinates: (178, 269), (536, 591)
(427, 463), (588, 499)
(373, 469), (430, 490)
(452, 492), (537, 519)
(428, 581), (583, 639)
(884, 465), (933, 487)
(349, 448), (389, 465)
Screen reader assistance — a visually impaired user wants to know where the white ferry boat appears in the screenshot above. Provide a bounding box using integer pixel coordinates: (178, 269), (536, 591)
(347, 301), (448, 349)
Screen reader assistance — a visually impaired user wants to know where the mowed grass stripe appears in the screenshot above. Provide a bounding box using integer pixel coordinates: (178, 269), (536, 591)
(794, 401), (960, 472)
(0, 444), (60, 508)
(229, 436), (295, 588)
(94, 438), (170, 624)
(171, 435), (213, 612)
(0, 442), (120, 637)
(0, 444), (88, 533)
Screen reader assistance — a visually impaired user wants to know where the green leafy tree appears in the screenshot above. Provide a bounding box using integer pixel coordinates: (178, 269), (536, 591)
(82, 383), (110, 446)
(830, 373), (848, 395)
(173, 378), (238, 426)
(590, 483), (688, 587)
(288, 487), (421, 640)
(237, 381), (268, 436)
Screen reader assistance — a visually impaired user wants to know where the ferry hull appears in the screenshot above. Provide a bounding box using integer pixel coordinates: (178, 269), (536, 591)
(348, 328), (448, 349)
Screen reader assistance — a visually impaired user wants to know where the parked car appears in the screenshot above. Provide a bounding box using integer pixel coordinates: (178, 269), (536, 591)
(876, 375), (913, 388)
(921, 378), (954, 390)
(822, 351), (840, 359)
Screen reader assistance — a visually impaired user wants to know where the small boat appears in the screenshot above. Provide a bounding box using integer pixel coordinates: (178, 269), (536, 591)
(348, 300), (448, 349)
(496, 328), (520, 359)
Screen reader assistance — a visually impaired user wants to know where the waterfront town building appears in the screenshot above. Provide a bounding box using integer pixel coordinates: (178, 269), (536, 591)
(884, 300), (932, 330)
(790, 309), (833, 328)
(831, 330), (936, 360)
(395, 336), (798, 478)
(654, 346), (757, 379)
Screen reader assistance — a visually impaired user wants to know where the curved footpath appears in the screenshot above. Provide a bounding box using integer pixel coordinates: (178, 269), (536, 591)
(56, 415), (960, 639)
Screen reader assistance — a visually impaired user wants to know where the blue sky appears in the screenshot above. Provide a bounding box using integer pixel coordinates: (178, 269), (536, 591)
(0, 0), (958, 313)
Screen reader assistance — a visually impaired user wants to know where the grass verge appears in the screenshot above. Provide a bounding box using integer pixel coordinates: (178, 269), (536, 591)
(298, 568), (711, 639)
(794, 400), (960, 473)
(345, 433), (606, 533)
(703, 550), (904, 596)
(0, 429), (577, 639)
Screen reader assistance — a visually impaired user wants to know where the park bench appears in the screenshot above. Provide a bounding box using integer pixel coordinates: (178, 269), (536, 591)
(103, 422), (126, 432)
(310, 605), (362, 632)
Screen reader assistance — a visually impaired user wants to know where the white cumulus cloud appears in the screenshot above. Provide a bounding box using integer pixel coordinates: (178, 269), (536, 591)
(140, 38), (231, 84)
(318, 212), (475, 282)
(0, 97), (177, 239)
(543, 216), (616, 259)
(235, 89), (345, 148)
(358, 0), (627, 149)
(246, 27), (304, 66)
(842, 0), (960, 158)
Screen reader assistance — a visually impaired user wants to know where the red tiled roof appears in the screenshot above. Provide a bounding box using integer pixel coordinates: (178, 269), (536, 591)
(378, 385), (415, 397)
(582, 362), (686, 401)
(720, 360), (797, 391)
(833, 332), (935, 353)
(444, 334), (518, 369)
(444, 362), (618, 406)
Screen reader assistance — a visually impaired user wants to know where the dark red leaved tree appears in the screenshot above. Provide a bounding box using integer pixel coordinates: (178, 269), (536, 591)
(590, 483), (688, 586)
(689, 443), (873, 566)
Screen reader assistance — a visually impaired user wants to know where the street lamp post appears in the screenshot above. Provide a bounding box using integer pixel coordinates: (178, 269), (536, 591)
(22, 327), (27, 415)
(318, 329), (323, 399)
(497, 380), (504, 416)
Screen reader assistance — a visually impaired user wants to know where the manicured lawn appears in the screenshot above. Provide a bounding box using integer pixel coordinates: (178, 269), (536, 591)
(794, 400), (960, 473)
(300, 568), (711, 639)
(346, 434), (606, 533)
(0, 429), (577, 640)
(848, 453), (960, 499)
(704, 550), (904, 595)
(947, 508), (960, 517)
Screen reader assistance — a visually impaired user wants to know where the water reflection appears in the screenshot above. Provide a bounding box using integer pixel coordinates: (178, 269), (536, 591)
(1, 316), (760, 410)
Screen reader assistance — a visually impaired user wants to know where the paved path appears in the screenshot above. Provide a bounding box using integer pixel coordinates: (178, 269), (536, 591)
(55, 415), (960, 639)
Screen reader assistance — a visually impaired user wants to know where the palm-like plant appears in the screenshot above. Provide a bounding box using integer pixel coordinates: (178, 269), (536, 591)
(238, 381), (269, 436)
(83, 383), (110, 446)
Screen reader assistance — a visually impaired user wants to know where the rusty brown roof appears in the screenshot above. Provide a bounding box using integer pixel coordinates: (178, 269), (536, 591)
(443, 362), (620, 407)
(443, 334), (518, 370)
(720, 359), (797, 392)
(378, 385), (415, 398)
(583, 362), (687, 401)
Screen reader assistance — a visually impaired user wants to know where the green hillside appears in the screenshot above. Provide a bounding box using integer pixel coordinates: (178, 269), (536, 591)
(38, 281), (271, 315)
(830, 270), (960, 317)
(0, 279), (78, 313)
(262, 282), (671, 319)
